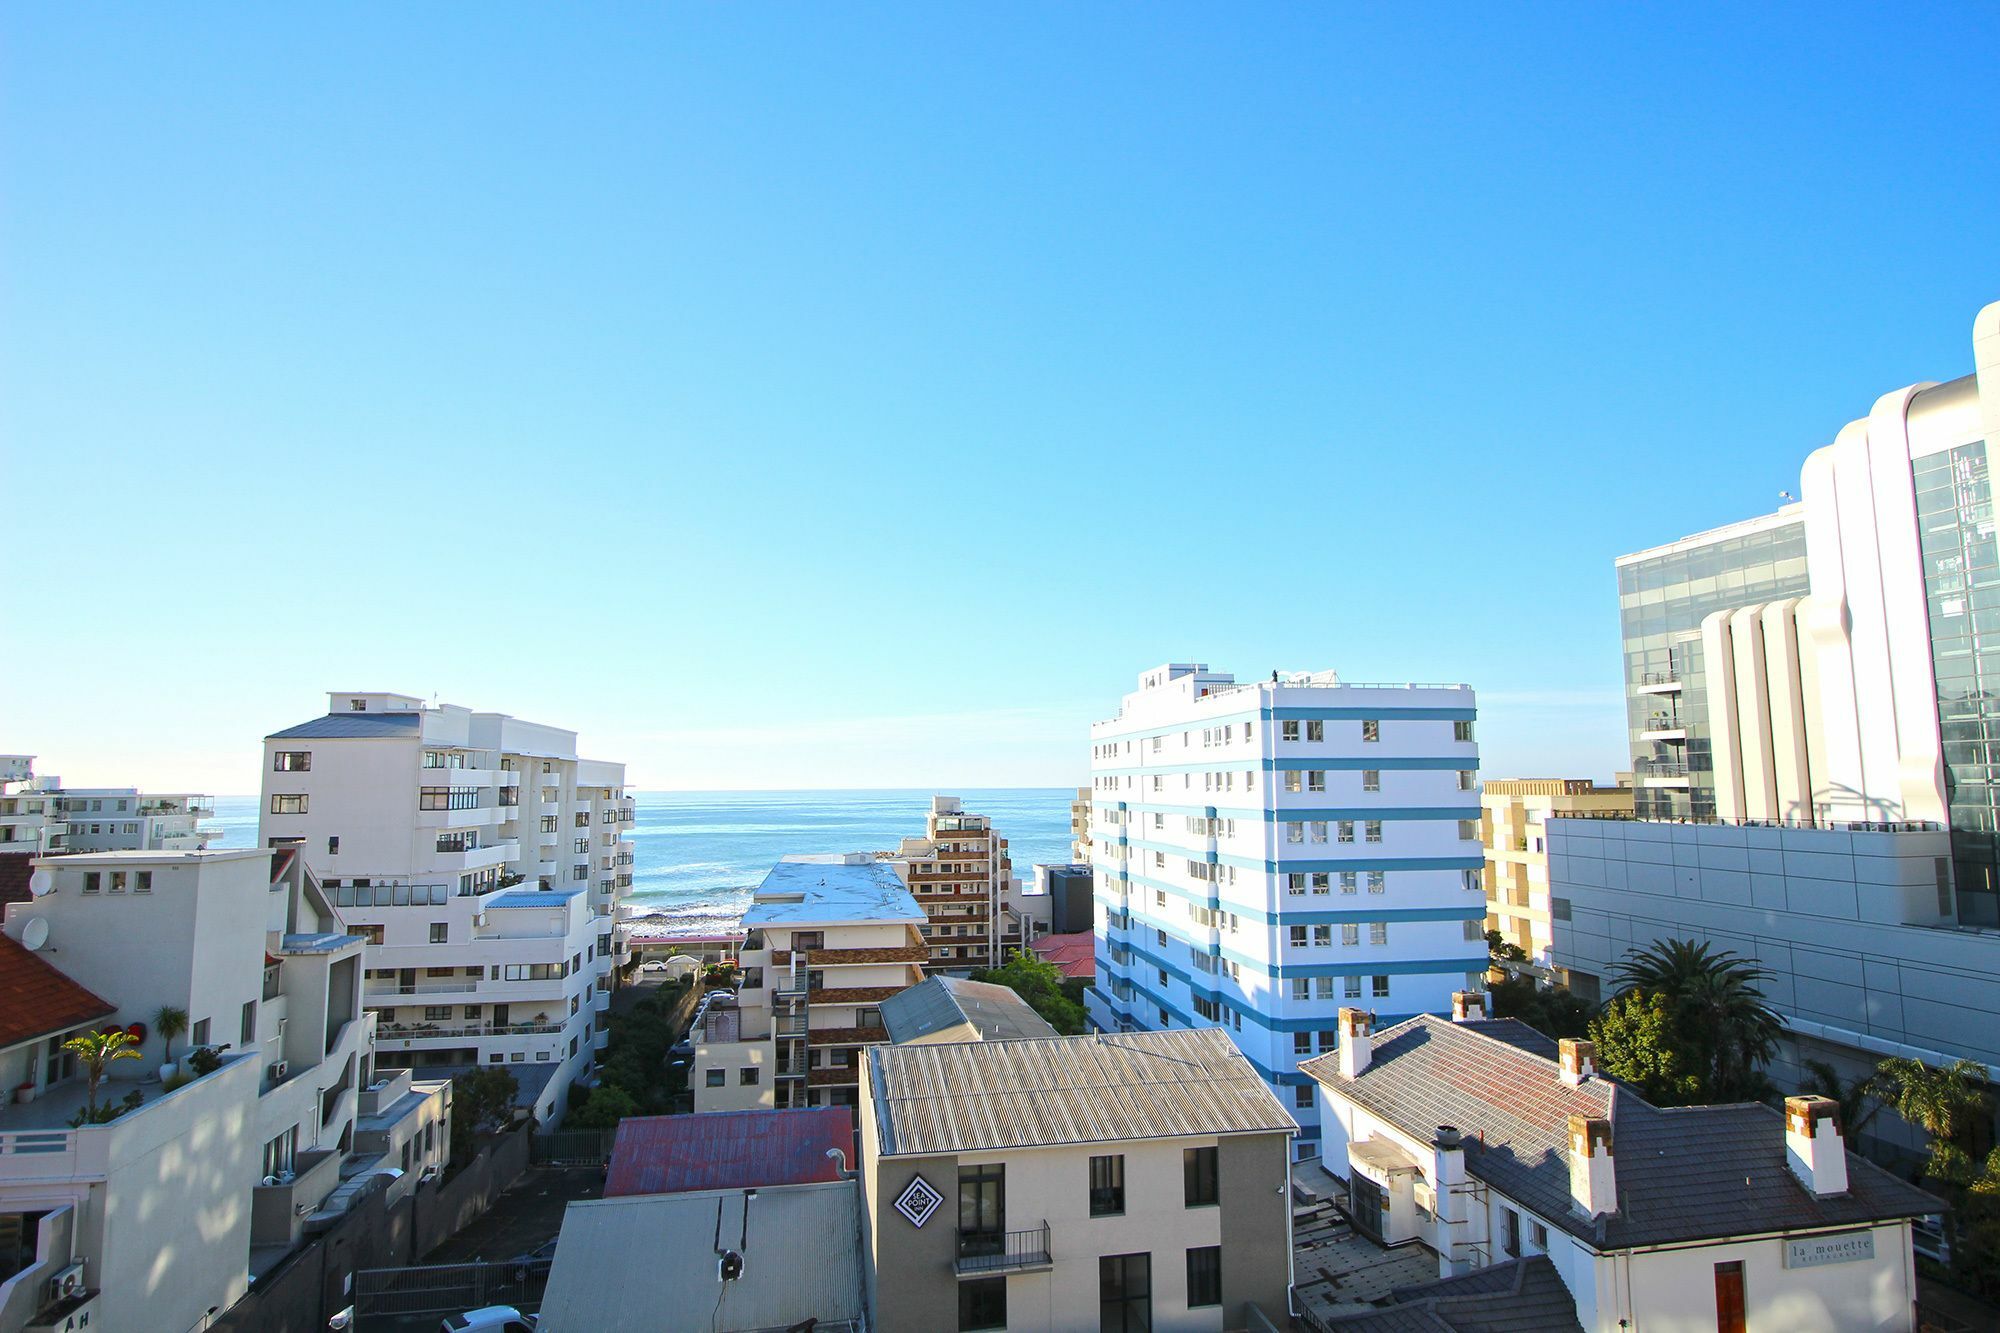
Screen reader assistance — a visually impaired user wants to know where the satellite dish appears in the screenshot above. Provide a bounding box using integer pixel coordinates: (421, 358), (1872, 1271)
(27, 869), (53, 897)
(20, 919), (49, 951)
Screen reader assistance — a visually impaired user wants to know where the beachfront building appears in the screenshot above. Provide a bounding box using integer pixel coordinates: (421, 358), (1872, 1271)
(1551, 297), (2000, 1132)
(259, 691), (635, 1126)
(858, 1027), (1297, 1333)
(1069, 786), (1091, 863)
(0, 755), (213, 856)
(1084, 663), (1486, 1159)
(0, 845), (446, 1333)
(882, 797), (1019, 971)
(1301, 1008), (1938, 1332)
(692, 857), (928, 1113)
(1480, 779), (1630, 977)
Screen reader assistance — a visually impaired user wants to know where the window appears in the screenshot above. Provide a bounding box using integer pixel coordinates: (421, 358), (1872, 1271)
(959, 1163), (1006, 1251)
(1308, 770), (1326, 792)
(1281, 720), (1300, 741)
(349, 698), (367, 711)
(1295, 1085), (1313, 1109)
(1288, 926), (1308, 948)
(960, 1278), (1006, 1332)
(1372, 975), (1390, 998)
(109, 872), (127, 893)
(1284, 771), (1302, 793)
(1340, 872), (1357, 894)
(1457, 770), (1476, 791)
(1318, 1029), (1337, 1051)
(1345, 975), (1363, 998)
(1293, 1032), (1311, 1056)
(705, 1069), (725, 1087)
(1714, 1261), (1746, 1333)
(1502, 1207), (1520, 1257)
(1367, 870), (1386, 893)
(327, 836), (340, 856)
(1458, 819), (1480, 841)
(1089, 1153), (1125, 1216)
(1370, 922), (1388, 946)
(739, 1067), (759, 1085)
(1287, 874), (1306, 896)
(263, 1126), (297, 1178)
(1529, 1219), (1548, 1249)
(1314, 976), (1335, 1000)
(1305, 720), (1323, 741)
(81, 872), (99, 896)
(269, 794), (308, 815)
(1362, 769), (1381, 792)
(1338, 820), (1355, 843)
(423, 1005), (452, 1022)
(1361, 719), (1380, 742)
(1287, 822), (1304, 844)
(134, 871), (151, 894)
(429, 923), (448, 944)
(273, 751), (311, 771)
(1314, 924), (1333, 947)
(240, 1001), (256, 1045)
(1365, 820), (1383, 843)
(191, 1018), (211, 1046)
(1312, 872), (1330, 893)
(1454, 719), (1474, 742)
(1341, 923), (1359, 946)
(1100, 1253), (1152, 1333)
(1464, 919), (1485, 941)
(1184, 1146), (1218, 1205)
(1290, 978), (1310, 1001)
(1186, 1245), (1221, 1308)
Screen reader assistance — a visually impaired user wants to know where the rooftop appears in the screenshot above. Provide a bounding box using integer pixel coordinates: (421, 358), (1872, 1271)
(878, 976), (1059, 1045)
(485, 887), (585, 909)
(868, 1027), (1296, 1157)
(540, 1181), (865, 1333)
(267, 711), (424, 740)
(744, 860), (925, 927)
(0, 933), (115, 1051)
(1318, 1257), (1585, 1333)
(604, 1108), (855, 1198)
(1028, 930), (1096, 979)
(1301, 1015), (1941, 1250)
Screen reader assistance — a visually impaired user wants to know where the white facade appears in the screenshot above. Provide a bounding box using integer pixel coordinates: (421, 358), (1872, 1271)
(0, 756), (213, 856)
(1083, 663), (1486, 1157)
(259, 691), (636, 1126)
(0, 846), (442, 1332)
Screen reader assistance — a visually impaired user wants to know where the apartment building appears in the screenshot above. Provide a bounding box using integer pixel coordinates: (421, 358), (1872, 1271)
(692, 857), (928, 1113)
(0, 755), (213, 856)
(1302, 1008), (1938, 1332)
(259, 691), (636, 1126)
(1069, 786), (1091, 863)
(858, 1027), (1296, 1333)
(1552, 297), (2000, 1110)
(1480, 779), (1630, 975)
(1084, 663), (1486, 1158)
(884, 797), (1019, 970)
(0, 846), (445, 1333)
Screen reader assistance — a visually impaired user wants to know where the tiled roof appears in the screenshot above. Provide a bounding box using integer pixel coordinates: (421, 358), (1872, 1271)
(1320, 1257), (1584, 1332)
(1029, 930), (1096, 978)
(0, 933), (116, 1050)
(266, 712), (422, 739)
(878, 976), (1059, 1044)
(868, 1027), (1296, 1156)
(1302, 1015), (1942, 1250)
(0, 853), (34, 909)
(604, 1108), (854, 1197)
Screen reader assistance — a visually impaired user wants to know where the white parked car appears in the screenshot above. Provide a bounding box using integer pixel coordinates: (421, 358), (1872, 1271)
(440, 1306), (537, 1333)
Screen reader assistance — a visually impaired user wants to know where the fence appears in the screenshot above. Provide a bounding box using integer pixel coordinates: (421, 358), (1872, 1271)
(354, 1260), (548, 1326)
(531, 1126), (617, 1166)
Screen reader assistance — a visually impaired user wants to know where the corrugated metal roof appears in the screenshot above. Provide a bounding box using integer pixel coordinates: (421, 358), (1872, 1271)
(878, 976), (1059, 1044)
(538, 1181), (864, 1332)
(605, 1108), (854, 1197)
(868, 1027), (1297, 1156)
(266, 712), (422, 739)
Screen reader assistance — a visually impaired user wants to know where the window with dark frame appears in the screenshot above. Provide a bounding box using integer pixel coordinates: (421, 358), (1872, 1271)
(1099, 1252), (1152, 1333)
(1186, 1245), (1221, 1308)
(1183, 1146), (1218, 1206)
(1089, 1154), (1125, 1216)
(958, 1277), (1006, 1331)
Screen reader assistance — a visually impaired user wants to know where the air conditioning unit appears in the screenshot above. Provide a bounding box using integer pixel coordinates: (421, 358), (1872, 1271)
(473, 912), (488, 928)
(46, 1262), (83, 1303)
(270, 1060), (289, 1083)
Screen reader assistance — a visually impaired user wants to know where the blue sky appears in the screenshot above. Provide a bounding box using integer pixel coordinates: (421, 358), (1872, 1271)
(4, 5), (1996, 794)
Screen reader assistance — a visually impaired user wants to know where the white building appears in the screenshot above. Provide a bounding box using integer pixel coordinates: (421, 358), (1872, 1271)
(0, 755), (213, 856)
(1302, 1008), (1940, 1333)
(692, 857), (929, 1113)
(1084, 663), (1486, 1159)
(858, 1027), (1296, 1333)
(882, 796), (1021, 970)
(259, 691), (636, 1126)
(0, 846), (447, 1333)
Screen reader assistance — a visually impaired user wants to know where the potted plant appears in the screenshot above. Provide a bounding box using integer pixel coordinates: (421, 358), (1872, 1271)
(154, 1005), (189, 1082)
(13, 1081), (34, 1105)
(61, 1029), (141, 1120)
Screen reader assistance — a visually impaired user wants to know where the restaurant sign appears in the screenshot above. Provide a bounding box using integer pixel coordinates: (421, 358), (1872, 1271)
(1784, 1231), (1874, 1268)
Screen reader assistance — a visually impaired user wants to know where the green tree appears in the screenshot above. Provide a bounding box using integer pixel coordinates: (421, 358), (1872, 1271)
(1612, 939), (1783, 1102)
(1589, 992), (1702, 1105)
(1797, 1059), (1882, 1142)
(969, 950), (1086, 1035)
(567, 1085), (638, 1129)
(62, 1029), (141, 1119)
(152, 1006), (189, 1066)
(449, 1067), (520, 1162)
(1488, 972), (1594, 1040)
(1869, 1057), (1991, 1184)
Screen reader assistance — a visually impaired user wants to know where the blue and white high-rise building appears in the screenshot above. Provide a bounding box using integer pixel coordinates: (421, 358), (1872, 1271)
(1082, 663), (1488, 1158)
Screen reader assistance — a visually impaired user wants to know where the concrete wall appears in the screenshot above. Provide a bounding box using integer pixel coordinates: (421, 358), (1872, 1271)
(1216, 1132), (1291, 1327)
(1591, 1220), (1916, 1333)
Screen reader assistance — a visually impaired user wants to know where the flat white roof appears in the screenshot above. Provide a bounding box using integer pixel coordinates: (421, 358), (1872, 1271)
(743, 860), (924, 927)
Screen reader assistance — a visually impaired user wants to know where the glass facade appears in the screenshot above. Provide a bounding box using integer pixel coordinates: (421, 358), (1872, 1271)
(1916, 439), (2000, 927)
(1617, 519), (1810, 818)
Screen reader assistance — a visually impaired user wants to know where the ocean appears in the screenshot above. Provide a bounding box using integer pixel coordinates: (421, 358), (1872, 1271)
(206, 788), (1077, 935)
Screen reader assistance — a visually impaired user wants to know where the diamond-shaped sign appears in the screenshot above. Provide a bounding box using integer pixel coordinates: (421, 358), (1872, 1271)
(893, 1173), (944, 1228)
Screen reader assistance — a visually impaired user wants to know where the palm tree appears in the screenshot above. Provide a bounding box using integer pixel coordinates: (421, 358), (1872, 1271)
(61, 1029), (142, 1119)
(1799, 1059), (1881, 1140)
(153, 1005), (189, 1068)
(1612, 939), (1784, 1101)
(1871, 1057), (1991, 1179)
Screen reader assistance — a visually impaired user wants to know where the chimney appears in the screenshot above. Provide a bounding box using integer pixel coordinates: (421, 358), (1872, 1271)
(1337, 1007), (1373, 1078)
(1784, 1095), (1849, 1197)
(1558, 1038), (1596, 1086)
(1567, 1114), (1615, 1217)
(1450, 990), (1485, 1022)
(1432, 1126), (1469, 1277)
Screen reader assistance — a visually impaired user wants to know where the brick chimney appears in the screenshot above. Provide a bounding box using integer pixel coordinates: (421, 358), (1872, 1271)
(1567, 1114), (1615, 1217)
(1450, 990), (1485, 1022)
(1558, 1038), (1596, 1086)
(1337, 1007), (1373, 1078)
(1784, 1095), (1849, 1197)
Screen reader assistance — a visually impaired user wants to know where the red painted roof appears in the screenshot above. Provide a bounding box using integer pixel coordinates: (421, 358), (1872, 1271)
(0, 854), (34, 910)
(0, 932), (116, 1051)
(604, 1108), (853, 1197)
(1030, 930), (1096, 979)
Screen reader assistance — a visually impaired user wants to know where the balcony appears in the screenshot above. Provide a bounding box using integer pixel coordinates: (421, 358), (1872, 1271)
(1635, 673), (1682, 696)
(954, 1223), (1052, 1278)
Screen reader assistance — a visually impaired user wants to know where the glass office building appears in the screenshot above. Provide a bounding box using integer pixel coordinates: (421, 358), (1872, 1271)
(1615, 513), (1811, 819)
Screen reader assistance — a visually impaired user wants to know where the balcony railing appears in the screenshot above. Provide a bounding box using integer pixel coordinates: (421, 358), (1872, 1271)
(954, 1223), (1052, 1277)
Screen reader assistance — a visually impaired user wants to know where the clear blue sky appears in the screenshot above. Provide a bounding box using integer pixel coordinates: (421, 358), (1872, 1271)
(4, 4), (1996, 794)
